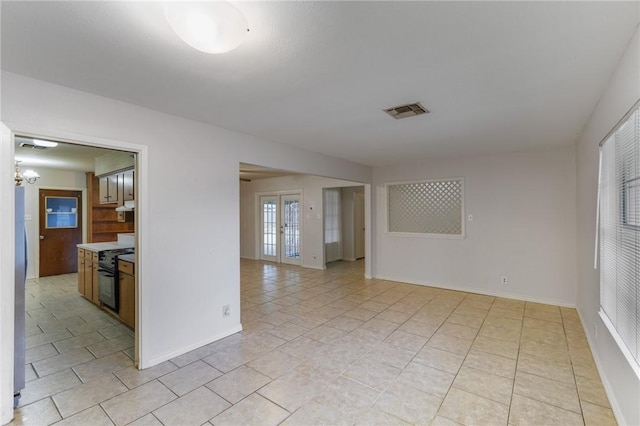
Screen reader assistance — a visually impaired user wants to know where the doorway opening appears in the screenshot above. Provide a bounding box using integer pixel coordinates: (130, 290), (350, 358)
(323, 186), (365, 267)
(12, 133), (142, 410)
(239, 162), (370, 275)
(259, 193), (302, 265)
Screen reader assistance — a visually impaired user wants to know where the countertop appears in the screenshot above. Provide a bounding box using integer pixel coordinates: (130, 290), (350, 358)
(118, 253), (135, 263)
(77, 242), (135, 252)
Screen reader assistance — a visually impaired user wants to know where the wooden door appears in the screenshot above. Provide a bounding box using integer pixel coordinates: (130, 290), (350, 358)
(39, 189), (83, 277)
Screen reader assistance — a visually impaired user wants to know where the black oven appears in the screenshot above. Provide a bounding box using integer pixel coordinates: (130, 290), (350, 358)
(98, 248), (134, 311)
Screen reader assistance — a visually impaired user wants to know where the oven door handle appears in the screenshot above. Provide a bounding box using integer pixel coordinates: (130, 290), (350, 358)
(98, 269), (115, 277)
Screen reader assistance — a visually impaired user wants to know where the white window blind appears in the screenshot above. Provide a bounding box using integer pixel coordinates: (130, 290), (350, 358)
(324, 189), (341, 243)
(599, 104), (640, 366)
(387, 178), (464, 238)
(324, 189), (342, 262)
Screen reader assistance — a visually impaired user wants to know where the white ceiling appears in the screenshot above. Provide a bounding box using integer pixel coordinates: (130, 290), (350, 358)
(14, 136), (118, 172)
(2, 1), (638, 167)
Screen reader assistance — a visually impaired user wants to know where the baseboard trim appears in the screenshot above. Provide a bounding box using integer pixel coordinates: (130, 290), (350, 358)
(142, 324), (243, 369)
(373, 274), (576, 308)
(302, 264), (326, 271)
(575, 310), (626, 426)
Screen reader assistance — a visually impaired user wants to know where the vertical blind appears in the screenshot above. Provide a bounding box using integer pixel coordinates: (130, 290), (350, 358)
(324, 189), (342, 262)
(324, 189), (341, 243)
(599, 104), (640, 365)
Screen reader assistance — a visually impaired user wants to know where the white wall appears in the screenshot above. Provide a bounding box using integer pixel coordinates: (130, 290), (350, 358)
(21, 167), (87, 279)
(1, 71), (371, 382)
(239, 175), (366, 269)
(575, 26), (640, 426)
(239, 180), (255, 260)
(372, 146), (577, 306)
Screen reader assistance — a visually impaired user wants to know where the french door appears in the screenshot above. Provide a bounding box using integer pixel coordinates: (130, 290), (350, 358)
(260, 193), (301, 265)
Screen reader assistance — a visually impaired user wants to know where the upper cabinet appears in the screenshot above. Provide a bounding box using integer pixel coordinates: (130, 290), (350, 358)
(99, 173), (120, 205)
(122, 170), (134, 202)
(96, 152), (136, 206)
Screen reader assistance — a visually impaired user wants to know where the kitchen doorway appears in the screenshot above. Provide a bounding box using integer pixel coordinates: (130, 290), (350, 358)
(11, 132), (144, 365)
(38, 189), (83, 277)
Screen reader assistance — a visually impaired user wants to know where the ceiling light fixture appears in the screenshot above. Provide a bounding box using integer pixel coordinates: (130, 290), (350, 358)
(165, 1), (249, 54)
(32, 139), (58, 148)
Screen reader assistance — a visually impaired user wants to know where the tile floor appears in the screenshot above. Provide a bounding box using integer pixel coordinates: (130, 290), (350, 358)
(12, 259), (617, 425)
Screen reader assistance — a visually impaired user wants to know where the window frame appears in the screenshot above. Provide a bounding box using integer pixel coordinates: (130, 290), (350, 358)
(385, 177), (465, 240)
(597, 100), (640, 370)
(623, 175), (640, 230)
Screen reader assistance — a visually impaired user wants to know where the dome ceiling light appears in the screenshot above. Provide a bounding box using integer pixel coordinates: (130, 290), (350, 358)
(164, 1), (249, 54)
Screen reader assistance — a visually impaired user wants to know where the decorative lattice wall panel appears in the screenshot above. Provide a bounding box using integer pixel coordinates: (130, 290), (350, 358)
(387, 178), (464, 236)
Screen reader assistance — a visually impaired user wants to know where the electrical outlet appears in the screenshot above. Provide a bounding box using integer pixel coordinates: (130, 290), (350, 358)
(468, 214), (473, 222)
(501, 276), (508, 285)
(24, 214), (32, 221)
(222, 305), (230, 318)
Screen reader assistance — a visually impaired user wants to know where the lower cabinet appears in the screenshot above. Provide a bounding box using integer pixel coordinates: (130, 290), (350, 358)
(78, 248), (135, 329)
(91, 252), (100, 305)
(77, 248), (93, 300)
(118, 260), (135, 328)
(84, 250), (93, 300)
(77, 249), (85, 295)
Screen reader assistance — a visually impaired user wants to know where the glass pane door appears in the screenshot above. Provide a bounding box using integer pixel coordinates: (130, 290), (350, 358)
(281, 194), (301, 264)
(260, 196), (278, 261)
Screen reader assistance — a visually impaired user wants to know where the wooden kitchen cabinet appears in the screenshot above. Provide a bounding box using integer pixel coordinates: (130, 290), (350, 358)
(87, 172), (134, 243)
(98, 169), (135, 206)
(118, 260), (135, 328)
(77, 248), (94, 300)
(99, 174), (120, 204)
(91, 252), (100, 305)
(122, 169), (134, 202)
(77, 248), (85, 294)
(83, 250), (93, 300)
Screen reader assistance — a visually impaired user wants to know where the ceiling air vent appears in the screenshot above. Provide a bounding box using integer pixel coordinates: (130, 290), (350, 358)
(19, 142), (48, 150)
(384, 102), (429, 120)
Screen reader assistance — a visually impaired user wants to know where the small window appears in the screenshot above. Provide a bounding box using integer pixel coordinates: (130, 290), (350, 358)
(598, 103), (640, 367)
(387, 178), (464, 238)
(45, 196), (78, 229)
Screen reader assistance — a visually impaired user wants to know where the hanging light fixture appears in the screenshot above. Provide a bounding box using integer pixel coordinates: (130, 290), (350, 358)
(165, 1), (249, 54)
(14, 161), (40, 186)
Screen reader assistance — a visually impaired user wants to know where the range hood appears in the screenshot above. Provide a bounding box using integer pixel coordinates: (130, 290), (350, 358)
(115, 200), (135, 212)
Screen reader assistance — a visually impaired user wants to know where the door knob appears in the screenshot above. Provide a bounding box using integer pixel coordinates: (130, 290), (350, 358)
(39, 235), (45, 240)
